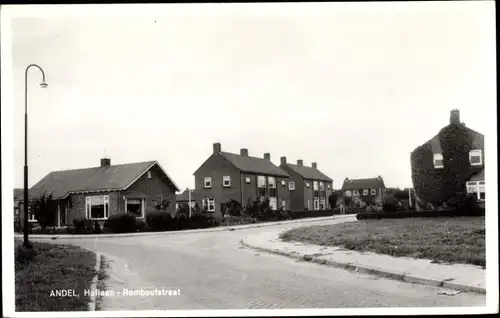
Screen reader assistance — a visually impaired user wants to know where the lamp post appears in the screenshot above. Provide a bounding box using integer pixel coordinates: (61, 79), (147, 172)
(187, 188), (192, 218)
(23, 64), (48, 248)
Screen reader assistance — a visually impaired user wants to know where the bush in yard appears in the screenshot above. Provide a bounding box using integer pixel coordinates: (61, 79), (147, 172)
(105, 213), (137, 233)
(73, 217), (87, 234)
(31, 192), (58, 233)
(15, 242), (38, 264)
(135, 218), (147, 232)
(93, 221), (101, 234)
(382, 196), (399, 213)
(146, 212), (174, 231)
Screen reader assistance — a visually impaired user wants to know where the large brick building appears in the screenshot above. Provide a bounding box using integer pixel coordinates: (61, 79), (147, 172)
(193, 143), (291, 218)
(24, 158), (179, 227)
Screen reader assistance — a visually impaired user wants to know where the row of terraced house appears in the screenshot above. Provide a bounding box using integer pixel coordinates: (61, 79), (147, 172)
(15, 109), (485, 227)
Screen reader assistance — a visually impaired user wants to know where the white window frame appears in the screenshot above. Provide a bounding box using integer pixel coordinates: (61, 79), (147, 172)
(363, 189), (369, 196)
(345, 190), (352, 197)
(313, 198), (320, 210)
(202, 198), (216, 212)
(469, 149), (483, 166)
(281, 180), (286, 186)
(319, 182), (325, 191)
(223, 175), (231, 187)
(28, 209), (37, 222)
(204, 177), (212, 188)
(313, 181), (319, 191)
(466, 181), (485, 202)
(320, 198), (326, 210)
(147, 171), (152, 179)
(125, 197), (145, 218)
(289, 181), (296, 191)
(85, 195), (110, 220)
(245, 177), (251, 183)
(433, 153), (444, 169)
(352, 189), (359, 196)
(370, 188), (376, 195)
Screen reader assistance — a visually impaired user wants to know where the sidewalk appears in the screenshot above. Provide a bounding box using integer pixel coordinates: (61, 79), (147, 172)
(15, 214), (355, 240)
(241, 228), (486, 294)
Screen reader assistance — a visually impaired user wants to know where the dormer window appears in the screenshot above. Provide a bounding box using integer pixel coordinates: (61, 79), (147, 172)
(469, 149), (483, 166)
(433, 153), (444, 169)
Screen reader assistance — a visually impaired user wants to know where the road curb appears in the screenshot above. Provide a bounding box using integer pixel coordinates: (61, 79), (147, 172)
(87, 253), (102, 311)
(240, 239), (486, 295)
(16, 215), (355, 240)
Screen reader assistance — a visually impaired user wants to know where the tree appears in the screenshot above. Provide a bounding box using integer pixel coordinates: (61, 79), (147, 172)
(328, 190), (341, 208)
(31, 192), (57, 232)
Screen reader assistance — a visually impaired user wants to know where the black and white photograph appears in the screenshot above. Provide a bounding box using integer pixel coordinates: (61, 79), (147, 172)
(1, 2), (498, 316)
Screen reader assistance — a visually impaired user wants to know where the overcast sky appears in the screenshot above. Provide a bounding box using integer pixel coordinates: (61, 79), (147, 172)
(5, 2), (496, 191)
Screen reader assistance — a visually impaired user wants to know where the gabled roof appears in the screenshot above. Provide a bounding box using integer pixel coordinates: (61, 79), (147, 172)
(219, 152), (289, 177)
(282, 163), (333, 182)
(29, 160), (180, 199)
(176, 189), (198, 202)
(341, 177), (385, 191)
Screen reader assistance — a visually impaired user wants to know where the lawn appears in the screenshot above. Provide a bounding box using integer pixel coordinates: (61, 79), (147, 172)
(15, 239), (97, 311)
(280, 217), (485, 267)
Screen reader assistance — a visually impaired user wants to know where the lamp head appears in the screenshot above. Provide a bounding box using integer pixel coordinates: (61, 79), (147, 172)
(40, 82), (48, 88)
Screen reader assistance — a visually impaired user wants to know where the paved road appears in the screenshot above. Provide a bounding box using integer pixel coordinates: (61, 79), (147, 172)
(51, 218), (485, 310)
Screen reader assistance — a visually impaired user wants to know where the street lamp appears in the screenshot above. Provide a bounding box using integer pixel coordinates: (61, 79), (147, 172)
(23, 64), (47, 248)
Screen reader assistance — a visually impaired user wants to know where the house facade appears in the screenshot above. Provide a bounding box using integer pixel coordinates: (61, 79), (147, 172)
(411, 109), (485, 210)
(23, 158), (179, 227)
(279, 157), (333, 211)
(193, 143), (291, 218)
(340, 176), (386, 206)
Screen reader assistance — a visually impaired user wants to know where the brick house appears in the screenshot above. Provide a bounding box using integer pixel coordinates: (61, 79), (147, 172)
(24, 158), (179, 227)
(193, 143), (290, 218)
(279, 157), (333, 211)
(340, 176), (386, 205)
(411, 109), (485, 209)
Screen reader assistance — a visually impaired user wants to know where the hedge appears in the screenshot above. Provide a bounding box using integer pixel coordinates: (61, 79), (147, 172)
(356, 207), (485, 220)
(103, 213), (137, 233)
(289, 209), (334, 219)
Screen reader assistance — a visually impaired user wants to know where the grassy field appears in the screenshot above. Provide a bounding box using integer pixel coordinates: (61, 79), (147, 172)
(15, 239), (97, 311)
(280, 217), (485, 267)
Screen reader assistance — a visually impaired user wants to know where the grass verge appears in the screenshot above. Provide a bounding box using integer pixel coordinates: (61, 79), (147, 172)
(15, 239), (97, 311)
(280, 217), (485, 267)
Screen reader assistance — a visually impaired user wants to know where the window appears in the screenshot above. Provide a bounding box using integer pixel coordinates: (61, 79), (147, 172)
(175, 203), (179, 210)
(433, 153), (444, 169)
(319, 182), (325, 191)
(353, 189), (359, 196)
(313, 181), (319, 191)
(269, 197), (277, 211)
(289, 181), (296, 191)
(147, 171), (152, 179)
(85, 195), (109, 220)
(469, 149), (483, 166)
(320, 198), (326, 210)
(204, 177), (212, 188)
(306, 182), (310, 188)
(189, 201), (196, 208)
(28, 208), (37, 222)
(327, 184), (331, 189)
(282, 200), (286, 209)
(223, 176), (231, 187)
(363, 189), (369, 196)
(371, 188), (376, 195)
(126, 198), (145, 218)
(313, 198), (320, 210)
(257, 176), (267, 197)
(345, 190), (352, 197)
(202, 198), (215, 212)
(268, 177), (277, 198)
(466, 181), (485, 202)
(245, 177), (251, 183)
(281, 180), (286, 186)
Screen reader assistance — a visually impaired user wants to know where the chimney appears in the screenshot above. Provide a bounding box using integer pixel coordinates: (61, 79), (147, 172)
(312, 162), (317, 169)
(450, 109), (460, 125)
(264, 153), (271, 161)
(240, 148), (248, 157)
(100, 158), (111, 167)
(280, 156), (287, 165)
(213, 142), (221, 154)
(297, 159), (303, 166)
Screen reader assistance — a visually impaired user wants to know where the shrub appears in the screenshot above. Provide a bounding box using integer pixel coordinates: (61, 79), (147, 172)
(135, 218), (147, 232)
(105, 213), (137, 233)
(146, 212), (174, 231)
(382, 196), (399, 213)
(93, 221), (101, 234)
(289, 209), (334, 219)
(356, 207), (485, 220)
(189, 214), (213, 229)
(73, 217), (87, 234)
